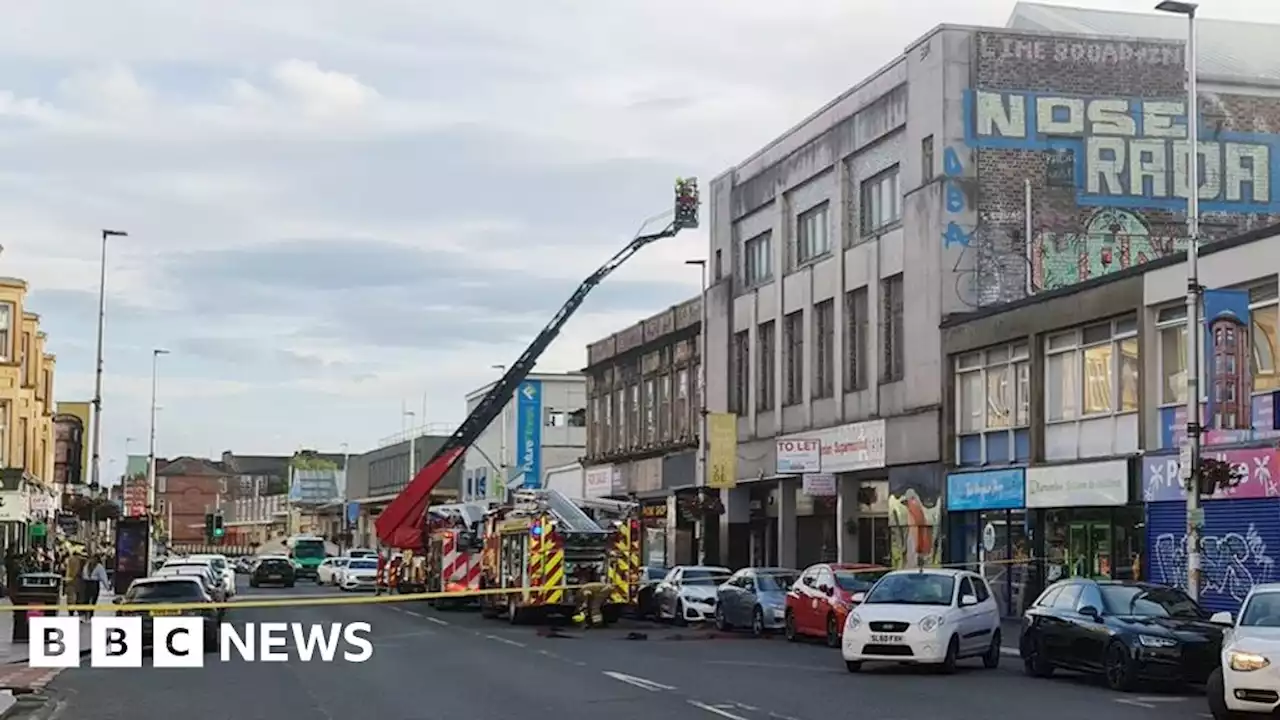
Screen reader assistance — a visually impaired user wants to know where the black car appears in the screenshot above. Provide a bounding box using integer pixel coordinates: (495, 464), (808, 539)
(114, 577), (220, 647)
(635, 566), (669, 619)
(250, 558), (297, 588)
(1019, 579), (1224, 691)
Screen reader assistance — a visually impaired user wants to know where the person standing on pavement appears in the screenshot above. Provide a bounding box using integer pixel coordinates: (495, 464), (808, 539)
(64, 551), (84, 611)
(80, 556), (109, 620)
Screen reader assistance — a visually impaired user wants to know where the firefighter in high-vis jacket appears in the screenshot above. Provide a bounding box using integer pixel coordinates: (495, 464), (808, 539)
(574, 581), (611, 628)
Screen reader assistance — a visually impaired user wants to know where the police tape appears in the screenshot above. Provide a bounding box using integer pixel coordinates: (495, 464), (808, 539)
(1, 583), (596, 614)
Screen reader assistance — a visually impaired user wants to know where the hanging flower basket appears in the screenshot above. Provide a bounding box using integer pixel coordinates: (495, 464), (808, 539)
(857, 485), (878, 507)
(679, 491), (723, 519)
(843, 517), (859, 536)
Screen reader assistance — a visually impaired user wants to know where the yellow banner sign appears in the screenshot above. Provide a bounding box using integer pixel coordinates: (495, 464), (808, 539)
(707, 412), (738, 489)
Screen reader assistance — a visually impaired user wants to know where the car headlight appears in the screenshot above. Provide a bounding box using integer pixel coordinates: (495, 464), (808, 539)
(1137, 635), (1178, 649)
(1230, 651), (1271, 672)
(919, 615), (945, 633)
(846, 613), (862, 631)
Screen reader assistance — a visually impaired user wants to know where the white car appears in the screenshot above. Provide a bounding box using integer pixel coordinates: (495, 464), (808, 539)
(842, 568), (1002, 673)
(1208, 583), (1280, 719)
(317, 557), (350, 585)
(654, 566), (732, 624)
(339, 558), (379, 591)
(188, 554), (236, 597)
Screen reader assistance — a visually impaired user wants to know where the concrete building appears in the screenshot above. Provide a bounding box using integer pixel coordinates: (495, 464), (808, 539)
(703, 3), (1280, 571)
(0, 277), (61, 550)
(582, 298), (701, 566)
(345, 428), (462, 548)
(462, 372), (586, 500)
(940, 225), (1280, 617)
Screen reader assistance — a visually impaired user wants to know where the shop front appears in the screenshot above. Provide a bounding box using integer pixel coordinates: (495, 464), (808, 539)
(1026, 458), (1143, 586)
(944, 467), (1026, 618)
(639, 500), (669, 567)
(1143, 444), (1280, 614)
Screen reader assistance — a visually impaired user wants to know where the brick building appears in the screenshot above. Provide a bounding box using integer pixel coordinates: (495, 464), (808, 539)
(155, 457), (233, 545)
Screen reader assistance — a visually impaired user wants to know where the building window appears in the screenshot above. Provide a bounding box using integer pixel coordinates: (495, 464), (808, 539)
(644, 379), (656, 443)
(714, 249), (723, 281)
(758, 320), (776, 411)
(239, 476), (252, 493)
(693, 362), (701, 426)
(659, 374), (672, 441)
(813, 300), (834, 398)
(0, 304), (10, 362)
(675, 368), (689, 438)
(615, 389), (625, 449)
(921, 135), (934, 181)
(784, 311), (804, 406)
(1045, 314), (1139, 422)
(601, 392), (612, 451)
(20, 332), (29, 383)
(845, 287), (868, 390)
(1156, 304), (1188, 406)
(629, 384), (641, 447)
(880, 274), (904, 383)
(732, 330), (750, 413)
(0, 402), (7, 467)
(861, 166), (901, 234)
(954, 343), (1031, 463)
(1250, 281), (1279, 394)
(796, 202), (830, 265)
(743, 231), (772, 286)
(591, 396), (602, 453)
(42, 368), (52, 402)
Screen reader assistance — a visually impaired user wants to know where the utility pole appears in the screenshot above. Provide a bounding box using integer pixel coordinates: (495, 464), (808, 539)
(90, 229), (126, 553)
(493, 364), (508, 500)
(147, 349), (168, 516)
(686, 258), (709, 565)
(1156, 0), (1202, 600)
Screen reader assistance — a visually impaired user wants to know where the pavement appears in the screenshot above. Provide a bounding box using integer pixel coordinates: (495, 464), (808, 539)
(0, 590), (116, 665)
(27, 579), (1215, 720)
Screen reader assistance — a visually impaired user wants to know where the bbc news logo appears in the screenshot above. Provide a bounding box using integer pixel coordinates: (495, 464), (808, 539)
(29, 617), (373, 667)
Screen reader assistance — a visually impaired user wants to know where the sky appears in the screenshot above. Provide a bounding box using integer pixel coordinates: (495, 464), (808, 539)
(3, 0), (1277, 471)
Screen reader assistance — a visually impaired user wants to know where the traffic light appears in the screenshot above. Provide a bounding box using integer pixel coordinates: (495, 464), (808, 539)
(674, 177), (699, 230)
(212, 513), (225, 539)
(204, 513), (215, 541)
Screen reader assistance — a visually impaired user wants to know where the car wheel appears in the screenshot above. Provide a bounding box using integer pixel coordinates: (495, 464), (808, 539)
(825, 614), (840, 648)
(1021, 632), (1055, 678)
(751, 607), (766, 638)
(784, 610), (798, 642)
(1104, 640), (1136, 692)
(983, 631), (1001, 669)
(845, 660), (862, 673)
(1206, 667), (1240, 720)
(938, 635), (959, 674)
(714, 605), (730, 631)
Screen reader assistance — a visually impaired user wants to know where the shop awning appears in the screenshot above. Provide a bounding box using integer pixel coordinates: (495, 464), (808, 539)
(374, 446), (463, 549)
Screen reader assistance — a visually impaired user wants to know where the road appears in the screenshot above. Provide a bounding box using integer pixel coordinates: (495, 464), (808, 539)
(34, 579), (1215, 720)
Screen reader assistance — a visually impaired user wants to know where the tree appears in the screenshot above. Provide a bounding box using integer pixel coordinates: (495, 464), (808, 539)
(1197, 457), (1244, 497)
(289, 452), (338, 472)
(64, 494), (120, 522)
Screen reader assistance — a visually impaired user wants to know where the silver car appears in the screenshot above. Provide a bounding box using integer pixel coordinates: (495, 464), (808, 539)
(715, 567), (798, 636)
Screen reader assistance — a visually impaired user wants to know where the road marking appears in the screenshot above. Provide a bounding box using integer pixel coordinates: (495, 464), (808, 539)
(483, 634), (527, 648)
(403, 610), (423, 618)
(689, 700), (750, 720)
(733, 703), (759, 712)
(602, 671), (676, 692)
(1000, 647), (1020, 657)
(1114, 699), (1157, 709)
(424, 616), (449, 626)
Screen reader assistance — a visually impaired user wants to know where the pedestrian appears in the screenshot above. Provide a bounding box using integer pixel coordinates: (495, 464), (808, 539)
(64, 551), (84, 612)
(80, 556), (109, 620)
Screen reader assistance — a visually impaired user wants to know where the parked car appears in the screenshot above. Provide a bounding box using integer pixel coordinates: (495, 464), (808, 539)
(251, 557), (297, 588)
(715, 567), (797, 636)
(842, 568), (1001, 673)
(634, 567), (668, 619)
(339, 558), (379, 591)
(653, 566), (732, 625)
(786, 563), (889, 647)
(155, 562), (227, 608)
(187, 554), (236, 597)
(1020, 579), (1224, 691)
(317, 557), (350, 585)
(114, 576), (220, 647)
(1207, 583), (1280, 719)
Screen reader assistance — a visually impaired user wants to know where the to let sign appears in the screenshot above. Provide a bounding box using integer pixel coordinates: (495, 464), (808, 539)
(776, 439), (821, 474)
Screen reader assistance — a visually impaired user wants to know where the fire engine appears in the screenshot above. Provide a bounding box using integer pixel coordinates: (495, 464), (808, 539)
(418, 501), (489, 608)
(572, 497), (642, 622)
(479, 488), (611, 624)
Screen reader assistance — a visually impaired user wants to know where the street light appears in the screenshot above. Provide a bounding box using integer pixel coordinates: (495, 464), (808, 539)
(404, 410), (417, 487)
(686, 259), (709, 565)
(492, 364), (507, 499)
(1155, 0), (1202, 601)
(89, 228), (127, 553)
(148, 348), (169, 517)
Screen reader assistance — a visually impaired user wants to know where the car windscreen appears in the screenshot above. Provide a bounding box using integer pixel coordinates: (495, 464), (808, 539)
(755, 572), (798, 591)
(1100, 586), (1202, 618)
(863, 573), (956, 606)
(128, 582), (206, 602)
(835, 569), (889, 592)
(681, 569), (730, 585)
(1239, 593), (1280, 626)
(334, 558), (350, 567)
(165, 564), (210, 574)
(349, 560), (377, 570)
(201, 558), (226, 573)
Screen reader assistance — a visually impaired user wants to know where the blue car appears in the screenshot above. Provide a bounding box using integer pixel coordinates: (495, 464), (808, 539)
(715, 567), (799, 636)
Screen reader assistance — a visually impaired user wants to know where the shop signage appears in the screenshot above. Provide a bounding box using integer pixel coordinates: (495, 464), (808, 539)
(946, 468), (1025, 511)
(776, 438), (821, 474)
(1142, 446), (1280, 502)
(1025, 460), (1129, 508)
(584, 465), (621, 499)
(802, 473), (837, 496)
(778, 420), (886, 475)
(642, 503), (668, 521)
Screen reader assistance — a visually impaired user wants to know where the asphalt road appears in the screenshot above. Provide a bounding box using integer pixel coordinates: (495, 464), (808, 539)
(39, 578), (1217, 720)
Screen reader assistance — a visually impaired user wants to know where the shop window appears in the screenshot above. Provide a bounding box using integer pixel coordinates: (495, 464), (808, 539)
(952, 342), (1031, 465)
(1045, 314), (1138, 422)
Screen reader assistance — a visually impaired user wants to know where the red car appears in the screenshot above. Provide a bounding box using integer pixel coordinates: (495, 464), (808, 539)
(784, 563), (889, 647)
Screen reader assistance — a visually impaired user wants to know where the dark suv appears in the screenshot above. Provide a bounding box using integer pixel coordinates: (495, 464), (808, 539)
(250, 558), (297, 588)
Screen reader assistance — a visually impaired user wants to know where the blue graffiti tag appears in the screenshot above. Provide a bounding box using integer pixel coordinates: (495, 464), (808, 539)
(942, 147), (971, 248)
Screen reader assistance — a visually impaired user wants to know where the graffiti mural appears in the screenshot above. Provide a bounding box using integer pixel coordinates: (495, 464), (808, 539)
(888, 464), (944, 569)
(1151, 525), (1277, 605)
(1032, 208), (1188, 291)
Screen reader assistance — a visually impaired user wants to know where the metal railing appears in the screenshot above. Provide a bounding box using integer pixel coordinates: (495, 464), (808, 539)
(376, 422), (458, 449)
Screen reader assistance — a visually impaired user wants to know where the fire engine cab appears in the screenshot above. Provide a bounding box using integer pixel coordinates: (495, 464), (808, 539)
(479, 488), (611, 624)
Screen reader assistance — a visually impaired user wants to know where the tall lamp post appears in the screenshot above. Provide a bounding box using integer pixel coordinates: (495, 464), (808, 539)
(1156, 0), (1202, 601)
(404, 410), (417, 489)
(492, 364), (507, 500)
(686, 259), (709, 565)
(89, 229), (127, 553)
(147, 348), (169, 518)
